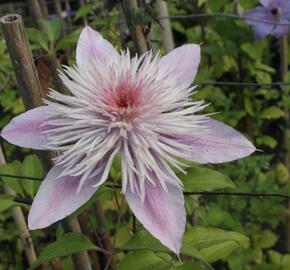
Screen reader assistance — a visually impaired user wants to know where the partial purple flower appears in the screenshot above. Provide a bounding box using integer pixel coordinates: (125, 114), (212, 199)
(1, 26), (255, 254)
(244, 0), (290, 40)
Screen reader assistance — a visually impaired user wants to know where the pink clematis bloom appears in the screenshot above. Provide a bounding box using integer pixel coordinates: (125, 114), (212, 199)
(1, 26), (255, 254)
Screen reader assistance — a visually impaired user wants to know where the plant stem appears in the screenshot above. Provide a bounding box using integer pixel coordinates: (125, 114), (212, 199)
(280, 36), (290, 252)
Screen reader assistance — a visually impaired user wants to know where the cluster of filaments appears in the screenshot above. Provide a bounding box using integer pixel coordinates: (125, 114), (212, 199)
(43, 51), (208, 199)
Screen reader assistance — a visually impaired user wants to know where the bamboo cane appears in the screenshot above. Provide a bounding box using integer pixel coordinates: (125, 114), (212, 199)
(155, 0), (174, 53)
(280, 36), (290, 252)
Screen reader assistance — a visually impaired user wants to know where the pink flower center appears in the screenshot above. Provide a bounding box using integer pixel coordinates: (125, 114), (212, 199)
(102, 83), (142, 119)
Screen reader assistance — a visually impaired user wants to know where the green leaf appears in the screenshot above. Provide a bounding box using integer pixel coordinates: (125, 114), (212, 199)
(256, 136), (277, 149)
(26, 28), (49, 52)
(179, 166), (235, 192)
(244, 96), (255, 116)
(74, 4), (94, 21)
(56, 29), (81, 51)
(40, 19), (61, 46)
(0, 160), (23, 195)
(49, 18), (62, 44)
(123, 230), (209, 265)
(172, 262), (204, 270)
(260, 106), (285, 120)
(0, 194), (22, 212)
(118, 251), (171, 270)
(241, 42), (262, 61)
(184, 226), (249, 263)
(123, 230), (169, 252)
(253, 230), (277, 249)
(29, 233), (101, 269)
(21, 154), (42, 197)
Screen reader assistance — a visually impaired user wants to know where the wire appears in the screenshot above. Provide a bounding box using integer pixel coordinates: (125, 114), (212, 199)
(184, 191), (290, 200)
(158, 13), (290, 26)
(0, 173), (42, 181)
(194, 81), (290, 87)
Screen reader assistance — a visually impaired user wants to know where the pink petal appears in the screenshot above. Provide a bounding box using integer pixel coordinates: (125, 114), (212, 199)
(28, 165), (98, 229)
(76, 26), (119, 68)
(125, 181), (185, 254)
(159, 44), (201, 88)
(178, 118), (256, 164)
(1, 107), (50, 150)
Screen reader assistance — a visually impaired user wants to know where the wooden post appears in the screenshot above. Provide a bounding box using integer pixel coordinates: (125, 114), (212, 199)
(155, 0), (174, 53)
(0, 14), (91, 270)
(281, 36), (290, 252)
(122, 0), (148, 55)
(0, 14), (54, 172)
(0, 145), (37, 266)
(39, 0), (49, 19)
(26, 0), (43, 29)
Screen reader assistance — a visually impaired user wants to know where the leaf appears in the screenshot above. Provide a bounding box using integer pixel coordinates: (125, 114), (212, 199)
(173, 262), (204, 270)
(56, 29), (81, 51)
(184, 226), (249, 263)
(256, 136), (277, 149)
(0, 194), (22, 212)
(74, 4), (94, 21)
(253, 230), (277, 249)
(123, 230), (209, 265)
(21, 154), (42, 197)
(241, 42), (262, 61)
(260, 106), (285, 120)
(26, 28), (49, 52)
(29, 233), (101, 269)
(244, 96), (254, 116)
(123, 230), (169, 252)
(179, 166), (235, 192)
(118, 251), (171, 270)
(49, 18), (62, 44)
(40, 19), (61, 46)
(0, 160), (23, 195)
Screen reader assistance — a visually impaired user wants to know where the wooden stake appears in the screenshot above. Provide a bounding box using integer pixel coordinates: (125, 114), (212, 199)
(26, 0), (43, 29)
(155, 0), (174, 53)
(0, 145), (37, 266)
(280, 36), (290, 252)
(122, 0), (148, 55)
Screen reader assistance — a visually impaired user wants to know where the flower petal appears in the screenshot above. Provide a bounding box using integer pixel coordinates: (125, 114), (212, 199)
(28, 165), (98, 229)
(76, 26), (119, 69)
(178, 118), (256, 164)
(1, 107), (50, 150)
(125, 181), (185, 254)
(244, 7), (274, 40)
(159, 44), (201, 88)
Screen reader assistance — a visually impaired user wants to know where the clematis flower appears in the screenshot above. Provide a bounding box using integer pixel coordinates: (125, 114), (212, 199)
(1, 26), (255, 254)
(244, 0), (290, 40)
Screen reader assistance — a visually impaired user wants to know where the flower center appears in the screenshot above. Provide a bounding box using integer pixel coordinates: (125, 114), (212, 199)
(270, 7), (279, 16)
(102, 84), (142, 120)
(115, 89), (135, 109)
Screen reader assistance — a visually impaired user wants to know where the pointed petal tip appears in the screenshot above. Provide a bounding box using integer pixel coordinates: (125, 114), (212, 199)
(28, 165), (98, 230)
(125, 181), (185, 255)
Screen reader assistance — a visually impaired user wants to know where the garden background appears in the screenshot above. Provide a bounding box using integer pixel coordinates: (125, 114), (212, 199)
(0, 0), (290, 269)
